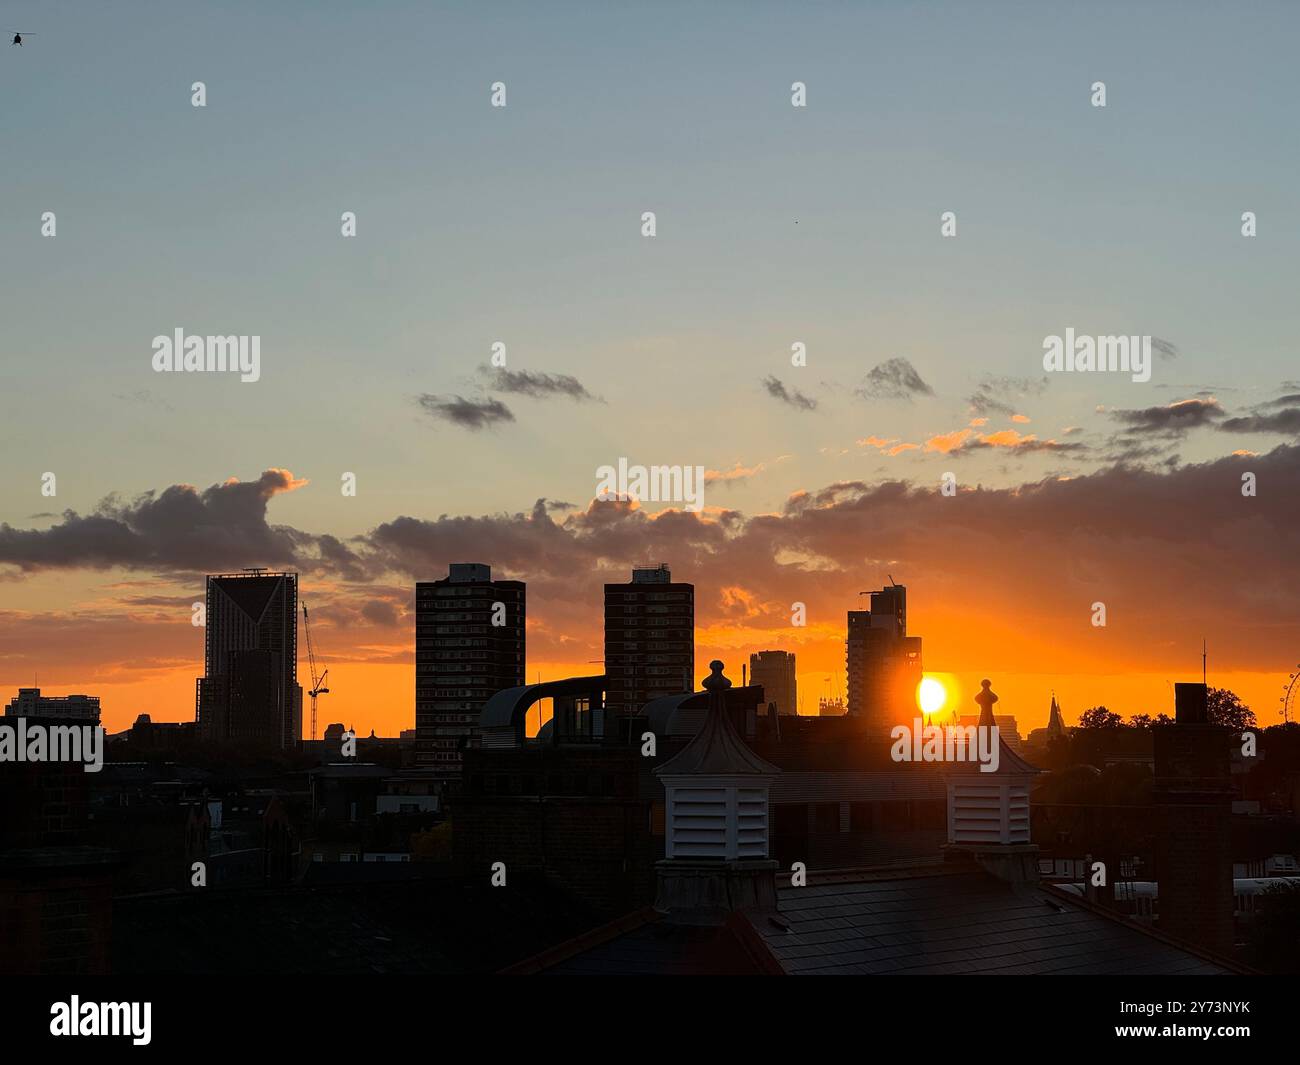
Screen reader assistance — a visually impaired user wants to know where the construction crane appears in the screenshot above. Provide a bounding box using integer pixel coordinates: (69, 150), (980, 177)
(301, 603), (330, 741)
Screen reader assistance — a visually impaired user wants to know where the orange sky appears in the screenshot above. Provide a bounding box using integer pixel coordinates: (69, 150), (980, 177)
(4, 447), (1297, 739)
(35, 616), (1288, 739)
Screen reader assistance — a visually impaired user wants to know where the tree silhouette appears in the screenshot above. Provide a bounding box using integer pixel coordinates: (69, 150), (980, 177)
(1207, 687), (1255, 730)
(1077, 705), (1124, 729)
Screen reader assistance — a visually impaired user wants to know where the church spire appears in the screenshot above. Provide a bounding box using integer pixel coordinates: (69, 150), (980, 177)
(1047, 691), (1065, 737)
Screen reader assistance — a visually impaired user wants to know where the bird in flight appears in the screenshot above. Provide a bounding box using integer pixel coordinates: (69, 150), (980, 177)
(10, 31), (36, 46)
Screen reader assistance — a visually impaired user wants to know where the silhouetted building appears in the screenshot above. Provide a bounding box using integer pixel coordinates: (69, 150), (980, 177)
(1026, 692), (1069, 751)
(750, 650), (797, 716)
(0, 708), (116, 974)
(5, 688), (100, 723)
(1154, 682), (1235, 955)
(196, 570), (302, 749)
(957, 714), (1023, 753)
(846, 584), (922, 732)
(414, 563), (525, 780)
(508, 675), (1238, 976)
(604, 564), (693, 725)
(123, 713), (197, 753)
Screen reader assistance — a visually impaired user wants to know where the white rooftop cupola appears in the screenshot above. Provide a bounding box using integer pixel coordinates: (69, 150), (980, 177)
(653, 661), (782, 923)
(944, 679), (1041, 883)
(657, 660), (780, 860)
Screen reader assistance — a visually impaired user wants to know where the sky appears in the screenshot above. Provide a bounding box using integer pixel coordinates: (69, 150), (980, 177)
(2, 2), (1298, 735)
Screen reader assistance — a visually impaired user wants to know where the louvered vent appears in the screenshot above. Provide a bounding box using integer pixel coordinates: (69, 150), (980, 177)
(666, 785), (770, 859)
(948, 782), (1030, 845)
(735, 787), (768, 858)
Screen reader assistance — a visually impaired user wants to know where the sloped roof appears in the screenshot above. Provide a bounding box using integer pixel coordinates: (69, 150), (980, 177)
(751, 868), (1234, 975)
(655, 662), (779, 777)
(514, 909), (778, 976)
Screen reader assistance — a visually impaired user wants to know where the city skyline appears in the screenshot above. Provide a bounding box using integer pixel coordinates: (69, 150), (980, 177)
(5, 0), (1300, 1013)
(2, 524), (1294, 739)
(3, 2), (1298, 737)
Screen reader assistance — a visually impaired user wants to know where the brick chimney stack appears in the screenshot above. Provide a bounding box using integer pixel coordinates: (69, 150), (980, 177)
(1153, 682), (1234, 955)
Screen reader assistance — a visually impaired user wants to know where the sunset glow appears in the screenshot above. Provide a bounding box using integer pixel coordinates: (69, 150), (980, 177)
(918, 676), (947, 716)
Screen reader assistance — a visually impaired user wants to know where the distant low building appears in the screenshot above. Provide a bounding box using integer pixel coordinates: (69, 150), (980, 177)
(957, 714), (1024, 752)
(4, 687), (100, 723)
(749, 650), (797, 716)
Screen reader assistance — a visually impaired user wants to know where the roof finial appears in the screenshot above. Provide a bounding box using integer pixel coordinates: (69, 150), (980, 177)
(975, 678), (998, 728)
(702, 660), (731, 693)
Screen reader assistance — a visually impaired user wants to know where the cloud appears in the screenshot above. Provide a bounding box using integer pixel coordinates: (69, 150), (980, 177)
(357, 445), (1300, 672)
(924, 429), (974, 454)
(0, 469), (364, 576)
(761, 376), (817, 411)
(478, 365), (601, 403)
(1219, 407), (1300, 435)
(705, 463), (766, 486)
(361, 600), (401, 627)
(1109, 397), (1224, 436)
(1217, 392), (1300, 435)
(856, 358), (934, 402)
(967, 375), (1048, 418)
(1151, 337), (1179, 360)
(416, 393), (515, 430)
(923, 428), (1085, 457)
(5, 447), (1300, 683)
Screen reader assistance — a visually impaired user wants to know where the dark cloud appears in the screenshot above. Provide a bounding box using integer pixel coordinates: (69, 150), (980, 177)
(1109, 397), (1224, 436)
(416, 393), (515, 430)
(1215, 392), (1300, 435)
(967, 375), (1048, 417)
(856, 358), (934, 401)
(6, 448), (1299, 676)
(361, 600), (401, 627)
(1151, 337), (1179, 360)
(478, 365), (601, 403)
(1219, 408), (1300, 435)
(0, 469), (364, 576)
(948, 436), (1088, 458)
(354, 447), (1300, 673)
(761, 376), (817, 411)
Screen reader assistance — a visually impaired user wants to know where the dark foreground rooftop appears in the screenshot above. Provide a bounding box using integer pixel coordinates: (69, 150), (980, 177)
(517, 864), (1238, 976)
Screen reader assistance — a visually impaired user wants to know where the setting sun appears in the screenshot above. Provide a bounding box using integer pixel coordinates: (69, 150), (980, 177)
(917, 676), (947, 715)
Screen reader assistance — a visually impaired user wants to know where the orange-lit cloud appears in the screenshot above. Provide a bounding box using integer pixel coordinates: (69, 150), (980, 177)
(924, 429), (974, 453)
(5, 447), (1299, 737)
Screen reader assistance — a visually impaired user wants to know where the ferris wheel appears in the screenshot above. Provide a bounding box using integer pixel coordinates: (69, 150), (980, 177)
(1282, 666), (1300, 723)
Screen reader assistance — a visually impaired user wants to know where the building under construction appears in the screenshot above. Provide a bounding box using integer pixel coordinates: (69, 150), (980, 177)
(196, 570), (303, 749)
